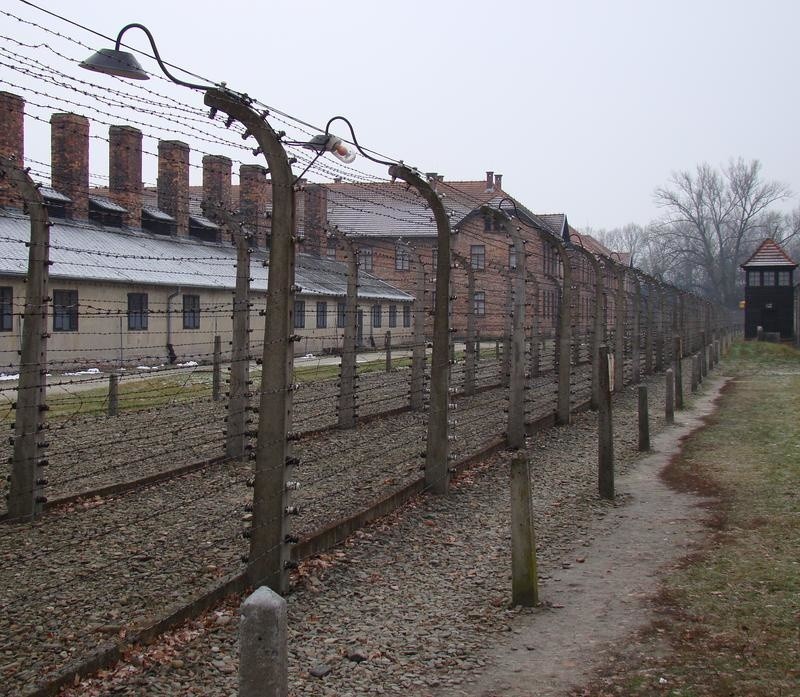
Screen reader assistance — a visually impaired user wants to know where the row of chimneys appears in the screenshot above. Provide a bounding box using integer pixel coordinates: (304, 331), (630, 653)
(0, 91), (271, 241)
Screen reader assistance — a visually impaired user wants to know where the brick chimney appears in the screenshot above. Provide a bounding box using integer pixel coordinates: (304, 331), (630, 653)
(202, 154), (232, 229)
(239, 164), (269, 246)
(303, 183), (328, 257)
(51, 112), (89, 219)
(109, 125), (142, 228)
(0, 92), (25, 209)
(494, 173), (503, 191)
(157, 140), (190, 236)
(485, 171), (494, 192)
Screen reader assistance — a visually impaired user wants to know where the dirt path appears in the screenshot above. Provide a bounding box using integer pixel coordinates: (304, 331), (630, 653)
(439, 377), (729, 697)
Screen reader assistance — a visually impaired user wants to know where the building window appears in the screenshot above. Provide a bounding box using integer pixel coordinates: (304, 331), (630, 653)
(403, 304), (411, 327)
(0, 287), (12, 331)
(127, 293), (148, 331)
(53, 289), (78, 332)
(395, 246), (411, 271)
(763, 271), (775, 287)
(337, 302), (346, 329)
(326, 240), (337, 260)
(748, 271), (761, 287)
(316, 301), (327, 329)
(294, 300), (306, 329)
(388, 304), (397, 327)
(778, 270), (791, 286)
(473, 291), (486, 316)
(509, 245), (517, 270)
(358, 245), (373, 272)
(182, 294), (200, 329)
(372, 304), (382, 328)
(470, 244), (485, 270)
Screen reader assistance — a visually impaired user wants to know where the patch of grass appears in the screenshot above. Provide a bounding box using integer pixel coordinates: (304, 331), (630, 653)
(580, 340), (800, 697)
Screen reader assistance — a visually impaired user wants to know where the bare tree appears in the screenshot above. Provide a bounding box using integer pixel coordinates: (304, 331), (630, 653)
(653, 159), (790, 307)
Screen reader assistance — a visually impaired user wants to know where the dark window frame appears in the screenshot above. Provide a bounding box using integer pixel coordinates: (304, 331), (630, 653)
(182, 294), (201, 330)
(388, 304), (397, 328)
(127, 292), (148, 331)
(358, 245), (373, 272)
(470, 244), (486, 271)
(395, 246), (411, 271)
(316, 301), (327, 329)
(371, 303), (382, 328)
(778, 270), (791, 286)
(294, 299), (306, 329)
(402, 304), (411, 328)
(336, 302), (346, 329)
(53, 289), (79, 332)
(0, 287), (12, 332)
(473, 290), (486, 316)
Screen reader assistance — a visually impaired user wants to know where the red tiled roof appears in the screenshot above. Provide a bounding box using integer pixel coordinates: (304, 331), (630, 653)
(740, 238), (798, 268)
(568, 227), (613, 257)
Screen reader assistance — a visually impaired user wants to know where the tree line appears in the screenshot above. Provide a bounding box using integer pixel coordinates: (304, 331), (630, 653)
(587, 159), (799, 308)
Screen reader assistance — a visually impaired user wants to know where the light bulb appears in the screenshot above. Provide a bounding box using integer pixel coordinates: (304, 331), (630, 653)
(329, 137), (356, 163)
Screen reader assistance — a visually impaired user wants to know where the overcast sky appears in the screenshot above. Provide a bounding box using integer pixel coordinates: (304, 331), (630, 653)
(4, 0), (799, 230)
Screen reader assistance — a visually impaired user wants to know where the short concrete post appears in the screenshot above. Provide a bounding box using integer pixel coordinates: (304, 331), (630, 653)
(510, 451), (538, 607)
(638, 384), (650, 451)
(385, 330), (392, 373)
(665, 368), (675, 425)
(108, 373), (119, 417)
(756, 325), (764, 341)
(475, 329), (481, 361)
(239, 586), (288, 697)
(715, 339), (720, 365)
(690, 355), (699, 393)
(598, 346), (614, 500)
(212, 334), (222, 402)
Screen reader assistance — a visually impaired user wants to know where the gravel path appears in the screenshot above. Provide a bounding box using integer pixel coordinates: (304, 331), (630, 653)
(0, 353), (576, 696)
(54, 366), (687, 697)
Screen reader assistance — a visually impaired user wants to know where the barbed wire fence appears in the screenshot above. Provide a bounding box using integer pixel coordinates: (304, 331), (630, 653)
(0, 3), (742, 695)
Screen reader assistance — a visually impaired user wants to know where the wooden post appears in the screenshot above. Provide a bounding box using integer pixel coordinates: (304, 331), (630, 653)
(665, 368), (675, 425)
(108, 373), (119, 417)
(510, 451), (538, 607)
(385, 330), (392, 373)
(598, 346), (614, 500)
(5, 157), (50, 521)
(212, 334), (222, 402)
(638, 384), (650, 451)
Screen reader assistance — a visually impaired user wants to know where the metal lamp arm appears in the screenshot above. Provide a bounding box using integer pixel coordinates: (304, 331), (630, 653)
(115, 23), (212, 90)
(325, 116), (396, 167)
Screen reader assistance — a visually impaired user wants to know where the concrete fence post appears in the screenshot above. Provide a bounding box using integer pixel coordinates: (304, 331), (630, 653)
(108, 373), (119, 417)
(598, 345), (614, 500)
(613, 266), (626, 394)
(691, 355), (699, 393)
(408, 244), (426, 411)
(638, 384), (650, 451)
(4, 157), (50, 521)
(475, 328), (481, 362)
(665, 368), (675, 425)
(460, 253), (477, 396)
(239, 586), (287, 697)
(510, 451), (538, 607)
(673, 337), (684, 410)
(631, 274), (641, 384)
(385, 330), (392, 373)
(335, 230), (358, 427)
(227, 227), (252, 459)
(507, 224), (526, 449)
(212, 334), (222, 402)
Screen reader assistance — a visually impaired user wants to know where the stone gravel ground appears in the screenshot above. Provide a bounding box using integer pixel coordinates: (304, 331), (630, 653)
(56, 363), (688, 697)
(0, 356), (505, 515)
(0, 352), (586, 697)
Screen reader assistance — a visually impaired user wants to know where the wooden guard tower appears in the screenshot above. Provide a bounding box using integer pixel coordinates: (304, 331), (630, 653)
(741, 238), (797, 339)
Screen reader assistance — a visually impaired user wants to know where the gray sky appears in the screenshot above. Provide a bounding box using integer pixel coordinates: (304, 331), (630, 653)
(4, 0), (799, 229)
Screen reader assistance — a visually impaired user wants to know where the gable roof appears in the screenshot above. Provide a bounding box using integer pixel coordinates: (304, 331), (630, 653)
(0, 209), (412, 302)
(568, 227), (614, 257)
(740, 238), (798, 268)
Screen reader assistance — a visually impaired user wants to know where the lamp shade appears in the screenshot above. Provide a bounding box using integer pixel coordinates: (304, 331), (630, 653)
(79, 48), (149, 80)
